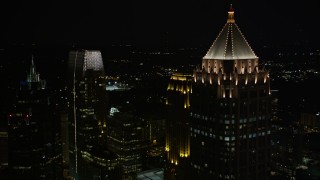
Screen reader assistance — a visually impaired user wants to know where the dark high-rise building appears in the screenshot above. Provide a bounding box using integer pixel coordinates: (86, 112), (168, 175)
(61, 112), (70, 178)
(144, 115), (166, 170)
(270, 90), (305, 179)
(107, 107), (148, 179)
(165, 73), (192, 179)
(7, 57), (60, 179)
(0, 126), (8, 173)
(190, 6), (271, 179)
(67, 50), (108, 179)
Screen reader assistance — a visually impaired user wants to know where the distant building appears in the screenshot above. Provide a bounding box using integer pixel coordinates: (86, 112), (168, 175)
(80, 145), (120, 180)
(143, 115), (165, 172)
(60, 112), (70, 178)
(107, 107), (148, 179)
(190, 6), (271, 179)
(136, 168), (164, 180)
(22, 56), (46, 90)
(0, 127), (8, 171)
(106, 82), (132, 91)
(270, 90), (320, 179)
(300, 112), (320, 130)
(7, 57), (60, 179)
(269, 90), (305, 179)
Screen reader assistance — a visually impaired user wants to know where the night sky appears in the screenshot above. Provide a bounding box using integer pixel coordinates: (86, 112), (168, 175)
(0, 1), (319, 49)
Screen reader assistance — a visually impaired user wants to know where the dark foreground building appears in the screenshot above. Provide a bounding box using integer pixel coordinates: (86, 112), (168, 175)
(107, 107), (148, 179)
(189, 6), (271, 179)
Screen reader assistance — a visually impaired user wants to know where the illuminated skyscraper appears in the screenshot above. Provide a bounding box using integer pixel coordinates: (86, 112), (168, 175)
(190, 6), (271, 179)
(165, 73), (192, 179)
(67, 50), (108, 179)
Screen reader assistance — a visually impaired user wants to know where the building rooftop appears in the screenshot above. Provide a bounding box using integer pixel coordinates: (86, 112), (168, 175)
(203, 5), (257, 60)
(136, 168), (163, 180)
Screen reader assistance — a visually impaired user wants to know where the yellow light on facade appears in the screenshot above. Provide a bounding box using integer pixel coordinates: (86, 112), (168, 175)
(165, 146), (170, 152)
(180, 152), (189, 158)
(172, 74), (187, 81)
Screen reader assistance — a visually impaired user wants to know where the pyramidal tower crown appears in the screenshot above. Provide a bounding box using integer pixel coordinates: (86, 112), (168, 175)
(203, 5), (257, 61)
(199, 5), (259, 75)
(190, 6), (271, 180)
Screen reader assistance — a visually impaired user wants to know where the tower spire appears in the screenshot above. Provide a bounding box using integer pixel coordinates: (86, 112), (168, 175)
(227, 4), (235, 23)
(229, 4), (233, 11)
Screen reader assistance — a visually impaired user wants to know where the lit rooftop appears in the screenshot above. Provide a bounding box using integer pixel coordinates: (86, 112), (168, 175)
(203, 5), (257, 60)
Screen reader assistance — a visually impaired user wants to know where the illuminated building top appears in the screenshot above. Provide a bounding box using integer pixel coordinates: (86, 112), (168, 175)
(23, 56), (46, 90)
(83, 50), (104, 73)
(203, 5), (257, 60)
(27, 56), (40, 83)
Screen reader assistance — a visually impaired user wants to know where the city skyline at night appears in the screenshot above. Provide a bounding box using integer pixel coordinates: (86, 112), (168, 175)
(0, 2), (320, 180)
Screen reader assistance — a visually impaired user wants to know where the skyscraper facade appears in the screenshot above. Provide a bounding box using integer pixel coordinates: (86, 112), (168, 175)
(165, 73), (192, 179)
(107, 107), (147, 179)
(67, 50), (108, 179)
(190, 6), (271, 180)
